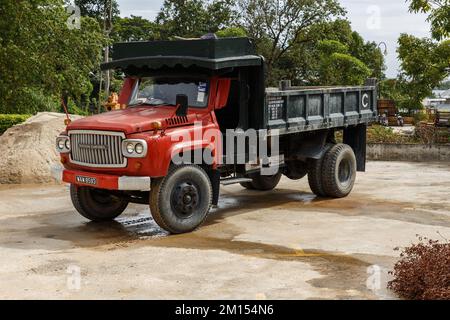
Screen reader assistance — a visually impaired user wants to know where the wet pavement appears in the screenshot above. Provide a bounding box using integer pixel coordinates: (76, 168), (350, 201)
(0, 161), (449, 299)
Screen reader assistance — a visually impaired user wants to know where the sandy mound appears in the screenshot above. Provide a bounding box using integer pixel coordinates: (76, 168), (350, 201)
(0, 112), (83, 184)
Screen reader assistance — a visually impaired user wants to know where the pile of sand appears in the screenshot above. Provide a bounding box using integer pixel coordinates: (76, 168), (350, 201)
(0, 112), (83, 184)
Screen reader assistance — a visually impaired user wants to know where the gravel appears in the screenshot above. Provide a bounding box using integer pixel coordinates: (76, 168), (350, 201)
(0, 112), (82, 184)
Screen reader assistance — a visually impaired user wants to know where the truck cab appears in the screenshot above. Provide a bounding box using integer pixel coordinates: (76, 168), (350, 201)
(53, 37), (377, 234)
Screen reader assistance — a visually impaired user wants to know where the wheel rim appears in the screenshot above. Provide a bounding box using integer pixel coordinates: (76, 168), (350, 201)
(338, 158), (352, 187)
(170, 180), (200, 219)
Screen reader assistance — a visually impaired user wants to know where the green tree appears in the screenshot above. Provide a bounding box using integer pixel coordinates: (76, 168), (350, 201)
(0, 0), (107, 114)
(269, 19), (384, 86)
(74, 0), (120, 22)
(397, 34), (450, 111)
(216, 27), (247, 38)
(156, 0), (236, 39)
(112, 16), (157, 42)
(238, 0), (345, 80)
(379, 79), (406, 100)
(408, 0), (450, 40)
(311, 20), (385, 79)
(317, 41), (371, 85)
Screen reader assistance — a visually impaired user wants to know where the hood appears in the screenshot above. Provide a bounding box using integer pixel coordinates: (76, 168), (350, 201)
(67, 106), (177, 134)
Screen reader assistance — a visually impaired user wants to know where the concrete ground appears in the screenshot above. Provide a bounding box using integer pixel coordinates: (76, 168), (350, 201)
(0, 161), (449, 300)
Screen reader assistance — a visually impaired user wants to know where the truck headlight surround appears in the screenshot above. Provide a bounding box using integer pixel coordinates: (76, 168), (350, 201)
(122, 139), (148, 158)
(56, 136), (70, 153)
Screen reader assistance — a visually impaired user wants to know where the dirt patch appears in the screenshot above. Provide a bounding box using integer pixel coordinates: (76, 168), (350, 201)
(0, 113), (82, 184)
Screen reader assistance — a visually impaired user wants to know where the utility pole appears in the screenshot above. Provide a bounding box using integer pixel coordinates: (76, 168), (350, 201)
(98, 0), (113, 113)
(103, 0), (113, 98)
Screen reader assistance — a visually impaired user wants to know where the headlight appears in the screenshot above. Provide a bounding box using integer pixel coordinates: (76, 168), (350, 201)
(135, 143), (144, 154)
(58, 139), (65, 150)
(56, 136), (70, 153)
(126, 143), (135, 154)
(122, 139), (147, 158)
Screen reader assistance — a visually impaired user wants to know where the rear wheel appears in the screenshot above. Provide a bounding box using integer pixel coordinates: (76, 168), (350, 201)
(150, 165), (212, 234)
(70, 185), (129, 222)
(284, 160), (308, 180)
(240, 171), (282, 191)
(308, 144), (333, 197)
(321, 144), (357, 198)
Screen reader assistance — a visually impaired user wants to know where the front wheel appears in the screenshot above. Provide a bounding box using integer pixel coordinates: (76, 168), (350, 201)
(70, 185), (129, 222)
(150, 165), (213, 234)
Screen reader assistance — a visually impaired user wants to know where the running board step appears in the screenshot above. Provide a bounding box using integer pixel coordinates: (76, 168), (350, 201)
(220, 177), (252, 186)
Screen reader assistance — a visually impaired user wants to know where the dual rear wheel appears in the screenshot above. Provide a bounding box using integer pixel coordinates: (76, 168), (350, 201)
(239, 143), (357, 199)
(308, 143), (357, 198)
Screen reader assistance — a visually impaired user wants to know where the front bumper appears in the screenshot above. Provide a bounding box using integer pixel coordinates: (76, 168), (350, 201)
(51, 165), (151, 191)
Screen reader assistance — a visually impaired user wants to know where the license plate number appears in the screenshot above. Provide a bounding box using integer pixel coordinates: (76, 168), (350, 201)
(76, 176), (97, 186)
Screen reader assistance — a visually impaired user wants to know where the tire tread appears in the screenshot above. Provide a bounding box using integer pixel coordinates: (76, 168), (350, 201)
(150, 165), (212, 234)
(308, 144), (333, 197)
(321, 144), (356, 198)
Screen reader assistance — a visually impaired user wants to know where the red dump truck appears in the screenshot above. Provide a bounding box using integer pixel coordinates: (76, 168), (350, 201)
(53, 37), (377, 234)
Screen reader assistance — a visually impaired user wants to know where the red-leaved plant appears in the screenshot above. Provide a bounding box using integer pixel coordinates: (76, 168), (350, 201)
(388, 236), (450, 300)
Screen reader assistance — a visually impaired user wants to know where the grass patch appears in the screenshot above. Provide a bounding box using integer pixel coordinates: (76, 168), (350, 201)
(0, 114), (32, 134)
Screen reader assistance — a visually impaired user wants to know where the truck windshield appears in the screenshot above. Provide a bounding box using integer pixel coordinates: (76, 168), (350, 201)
(129, 78), (209, 108)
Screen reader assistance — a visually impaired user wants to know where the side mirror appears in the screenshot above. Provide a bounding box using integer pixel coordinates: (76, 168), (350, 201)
(176, 94), (189, 117)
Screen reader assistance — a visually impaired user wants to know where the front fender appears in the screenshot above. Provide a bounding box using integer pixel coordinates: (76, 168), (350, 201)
(150, 125), (222, 177)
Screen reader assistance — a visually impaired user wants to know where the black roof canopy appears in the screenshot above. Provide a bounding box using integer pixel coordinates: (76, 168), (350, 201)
(101, 37), (263, 74)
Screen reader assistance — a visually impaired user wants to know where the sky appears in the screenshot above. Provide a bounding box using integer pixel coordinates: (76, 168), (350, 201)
(116, 0), (431, 78)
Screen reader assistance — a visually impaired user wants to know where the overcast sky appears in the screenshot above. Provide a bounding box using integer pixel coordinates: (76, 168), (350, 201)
(116, 0), (431, 78)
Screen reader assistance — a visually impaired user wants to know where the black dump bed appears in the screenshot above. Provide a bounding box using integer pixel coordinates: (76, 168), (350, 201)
(265, 83), (377, 134)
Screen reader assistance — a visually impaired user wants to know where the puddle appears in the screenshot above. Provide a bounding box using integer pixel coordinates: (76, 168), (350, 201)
(140, 230), (389, 299)
(0, 207), (166, 251)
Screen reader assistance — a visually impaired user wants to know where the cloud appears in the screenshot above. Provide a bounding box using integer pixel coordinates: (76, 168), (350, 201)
(340, 0), (430, 77)
(116, 0), (163, 20)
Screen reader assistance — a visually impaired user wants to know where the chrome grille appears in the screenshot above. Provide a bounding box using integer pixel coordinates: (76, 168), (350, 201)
(69, 130), (126, 168)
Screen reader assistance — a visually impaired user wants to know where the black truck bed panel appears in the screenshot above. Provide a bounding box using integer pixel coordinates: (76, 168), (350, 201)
(264, 86), (377, 134)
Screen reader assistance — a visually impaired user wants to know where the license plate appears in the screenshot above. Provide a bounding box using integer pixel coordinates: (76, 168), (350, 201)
(76, 176), (97, 186)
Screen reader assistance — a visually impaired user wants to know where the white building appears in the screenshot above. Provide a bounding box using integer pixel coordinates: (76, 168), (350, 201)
(432, 89), (450, 99)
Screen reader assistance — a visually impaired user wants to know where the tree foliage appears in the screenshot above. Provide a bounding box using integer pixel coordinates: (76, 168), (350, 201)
(263, 19), (384, 86)
(0, 0), (107, 114)
(216, 27), (247, 38)
(408, 0), (450, 41)
(156, 0), (236, 39)
(112, 16), (157, 42)
(238, 0), (345, 76)
(74, 0), (120, 22)
(397, 34), (450, 110)
(317, 43), (371, 85)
